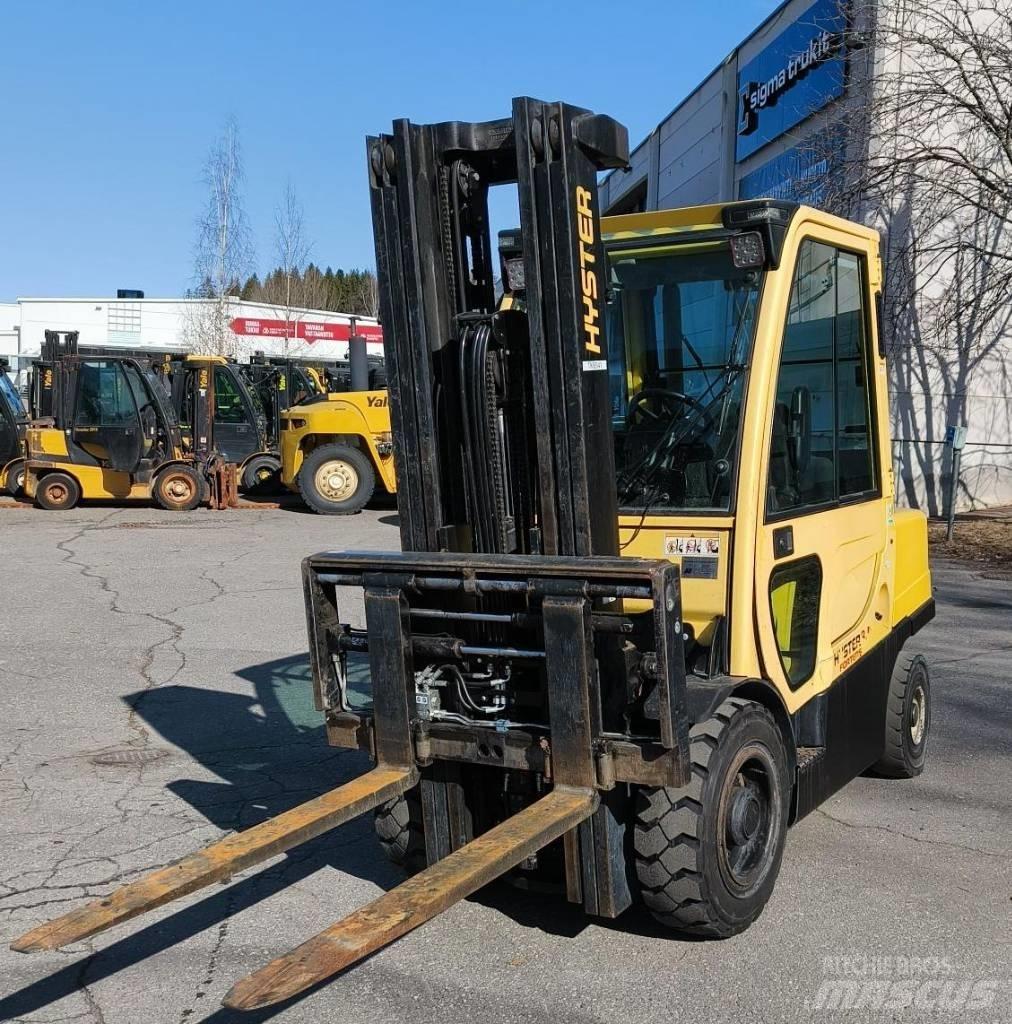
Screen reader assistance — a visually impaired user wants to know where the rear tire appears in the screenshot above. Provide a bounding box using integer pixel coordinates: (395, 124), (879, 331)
(35, 472), (81, 511)
(298, 444), (374, 515)
(634, 697), (790, 938)
(240, 454), (281, 494)
(872, 652), (930, 778)
(374, 791), (426, 875)
(153, 465), (202, 511)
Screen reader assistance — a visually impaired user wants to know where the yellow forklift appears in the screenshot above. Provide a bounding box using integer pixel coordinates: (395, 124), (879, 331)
(14, 98), (933, 1008)
(23, 332), (233, 510)
(278, 331), (395, 514)
(164, 354), (279, 493)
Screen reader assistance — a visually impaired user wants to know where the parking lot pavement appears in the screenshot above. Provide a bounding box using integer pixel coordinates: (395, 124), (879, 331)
(0, 503), (1008, 1024)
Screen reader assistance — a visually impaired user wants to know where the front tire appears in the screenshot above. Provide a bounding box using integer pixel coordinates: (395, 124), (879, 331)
(634, 697), (790, 937)
(153, 465), (203, 511)
(298, 444), (374, 515)
(5, 459), (26, 498)
(35, 471), (81, 511)
(872, 652), (930, 778)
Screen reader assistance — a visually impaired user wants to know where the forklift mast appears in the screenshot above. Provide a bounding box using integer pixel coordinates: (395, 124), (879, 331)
(32, 330), (79, 420)
(372, 96), (627, 559)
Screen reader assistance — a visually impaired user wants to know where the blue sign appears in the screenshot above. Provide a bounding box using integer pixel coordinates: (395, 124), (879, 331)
(738, 139), (841, 205)
(736, 0), (848, 162)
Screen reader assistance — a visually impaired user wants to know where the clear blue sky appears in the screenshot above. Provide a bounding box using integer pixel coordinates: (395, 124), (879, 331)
(1, 0), (779, 300)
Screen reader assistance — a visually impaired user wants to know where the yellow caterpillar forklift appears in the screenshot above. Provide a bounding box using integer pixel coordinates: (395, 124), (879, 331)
(14, 98), (934, 1009)
(0, 357), (28, 497)
(23, 332), (234, 510)
(279, 330), (395, 514)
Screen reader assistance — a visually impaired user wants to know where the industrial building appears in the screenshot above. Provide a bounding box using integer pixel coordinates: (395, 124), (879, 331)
(600, 0), (1010, 512)
(0, 295), (381, 388)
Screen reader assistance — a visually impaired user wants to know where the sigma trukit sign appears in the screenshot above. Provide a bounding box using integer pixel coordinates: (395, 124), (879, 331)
(736, 0), (848, 161)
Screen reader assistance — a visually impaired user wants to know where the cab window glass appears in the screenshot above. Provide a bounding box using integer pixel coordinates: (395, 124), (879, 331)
(0, 373), (23, 417)
(767, 240), (875, 515)
(769, 557), (822, 688)
(76, 362), (136, 426)
(213, 367), (246, 424)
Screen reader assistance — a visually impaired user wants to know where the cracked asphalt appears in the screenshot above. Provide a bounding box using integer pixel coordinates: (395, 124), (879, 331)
(0, 502), (1009, 1024)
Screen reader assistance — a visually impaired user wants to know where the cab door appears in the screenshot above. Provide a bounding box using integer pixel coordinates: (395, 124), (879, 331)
(72, 361), (144, 471)
(754, 233), (889, 719)
(211, 365), (258, 463)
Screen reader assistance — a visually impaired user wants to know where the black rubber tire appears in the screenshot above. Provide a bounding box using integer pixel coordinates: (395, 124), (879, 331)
(240, 454), (281, 494)
(298, 443), (374, 515)
(5, 459), (26, 498)
(153, 464), (203, 511)
(373, 791), (426, 875)
(634, 696), (790, 938)
(34, 471), (81, 511)
(872, 652), (930, 778)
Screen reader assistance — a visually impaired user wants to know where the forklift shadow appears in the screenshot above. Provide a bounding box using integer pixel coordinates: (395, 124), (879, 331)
(0, 653), (405, 1024)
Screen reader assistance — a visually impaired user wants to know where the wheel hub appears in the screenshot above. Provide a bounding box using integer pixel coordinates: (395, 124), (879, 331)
(727, 787), (762, 844)
(717, 744), (780, 895)
(166, 477), (193, 500)
(909, 684), (926, 745)
(315, 460), (357, 502)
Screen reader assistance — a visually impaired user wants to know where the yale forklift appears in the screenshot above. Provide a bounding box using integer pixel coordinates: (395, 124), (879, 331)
(240, 352), (322, 444)
(279, 332), (395, 514)
(0, 357), (28, 497)
(14, 98), (934, 1008)
(21, 332), (231, 511)
(164, 355), (279, 493)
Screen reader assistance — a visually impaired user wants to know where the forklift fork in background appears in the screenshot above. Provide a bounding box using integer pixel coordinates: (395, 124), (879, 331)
(207, 457), (239, 509)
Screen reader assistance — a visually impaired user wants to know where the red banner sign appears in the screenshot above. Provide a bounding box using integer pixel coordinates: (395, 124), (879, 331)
(230, 317), (383, 344)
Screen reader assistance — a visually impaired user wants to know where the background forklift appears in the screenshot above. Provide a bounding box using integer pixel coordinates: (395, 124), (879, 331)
(23, 332), (233, 510)
(15, 98), (934, 1009)
(240, 352), (322, 445)
(164, 354), (279, 493)
(279, 329), (395, 514)
(0, 357), (28, 497)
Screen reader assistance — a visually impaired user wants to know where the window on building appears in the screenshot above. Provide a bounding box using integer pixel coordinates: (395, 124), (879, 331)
(766, 240), (876, 515)
(108, 302), (141, 334)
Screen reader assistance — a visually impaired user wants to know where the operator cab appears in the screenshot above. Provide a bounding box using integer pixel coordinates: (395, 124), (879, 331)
(602, 200), (887, 691)
(170, 356), (271, 466)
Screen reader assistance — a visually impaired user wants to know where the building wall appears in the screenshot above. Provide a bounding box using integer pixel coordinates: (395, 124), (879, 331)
(601, 0), (1011, 511)
(8, 297), (381, 382)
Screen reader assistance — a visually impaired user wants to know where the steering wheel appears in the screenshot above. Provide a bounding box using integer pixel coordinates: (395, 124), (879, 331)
(626, 388), (704, 430)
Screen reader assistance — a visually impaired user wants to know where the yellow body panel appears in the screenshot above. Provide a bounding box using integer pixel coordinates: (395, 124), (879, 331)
(618, 515), (732, 645)
(280, 392), (396, 493)
(892, 508), (932, 626)
(28, 426), (69, 458)
(24, 462), (155, 501)
(601, 204), (931, 715)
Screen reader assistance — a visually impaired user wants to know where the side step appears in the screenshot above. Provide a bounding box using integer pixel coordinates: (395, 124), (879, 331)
(11, 766), (417, 954)
(224, 786), (598, 1010)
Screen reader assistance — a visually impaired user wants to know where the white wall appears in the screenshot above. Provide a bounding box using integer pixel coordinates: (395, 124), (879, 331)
(13, 297), (382, 363)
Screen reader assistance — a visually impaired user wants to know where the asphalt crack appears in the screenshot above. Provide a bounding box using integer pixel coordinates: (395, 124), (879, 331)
(814, 806), (1007, 859)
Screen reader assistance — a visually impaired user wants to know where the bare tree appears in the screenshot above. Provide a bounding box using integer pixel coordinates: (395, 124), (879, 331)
(347, 271), (379, 318)
(264, 181), (313, 355)
(186, 117), (254, 356)
(805, 0), (1012, 511)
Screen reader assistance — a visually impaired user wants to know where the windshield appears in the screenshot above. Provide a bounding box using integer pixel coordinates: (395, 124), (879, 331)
(606, 240), (761, 513)
(0, 372), (24, 419)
